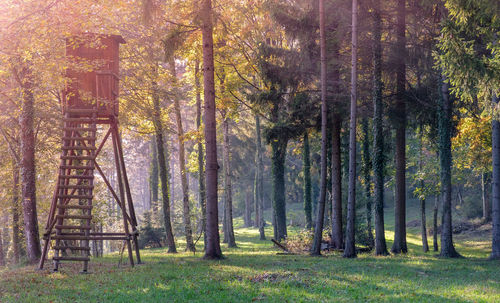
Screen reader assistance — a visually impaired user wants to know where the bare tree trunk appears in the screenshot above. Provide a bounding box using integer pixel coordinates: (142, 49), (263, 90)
(491, 93), (500, 259)
(362, 119), (374, 248)
(311, 0), (328, 256)
(201, 0), (222, 259)
(195, 61), (207, 251)
(222, 115), (237, 248)
(392, 0), (407, 255)
(433, 194), (439, 252)
(19, 70), (41, 263)
(244, 191), (252, 227)
(438, 74), (460, 258)
(171, 59), (195, 252)
(0, 219), (5, 266)
(482, 173), (491, 222)
(372, 0), (388, 256)
(419, 126), (429, 253)
(303, 132), (312, 230)
(152, 76), (177, 253)
(150, 135), (159, 211)
(330, 115), (343, 249)
(255, 115), (266, 240)
(343, 0), (358, 259)
(12, 163), (21, 264)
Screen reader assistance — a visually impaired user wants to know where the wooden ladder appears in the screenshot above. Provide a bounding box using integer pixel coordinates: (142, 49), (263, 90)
(52, 108), (98, 273)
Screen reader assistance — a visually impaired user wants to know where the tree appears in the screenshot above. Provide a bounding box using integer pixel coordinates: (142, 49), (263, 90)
(195, 61), (207, 251)
(17, 65), (42, 263)
(150, 136), (159, 211)
(201, 0), (223, 259)
(221, 111), (237, 248)
(392, 0), (408, 255)
(438, 75), (460, 258)
(371, 0), (388, 256)
(361, 119), (374, 248)
(303, 132), (312, 230)
(343, 0), (358, 259)
(170, 59), (195, 252)
(311, 0), (328, 256)
(254, 115), (266, 240)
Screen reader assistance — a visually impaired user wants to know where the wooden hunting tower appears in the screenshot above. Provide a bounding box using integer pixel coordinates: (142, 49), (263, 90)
(39, 34), (141, 273)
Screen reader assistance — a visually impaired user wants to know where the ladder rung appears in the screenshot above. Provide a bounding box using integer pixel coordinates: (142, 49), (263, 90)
(60, 165), (94, 170)
(62, 137), (96, 141)
(61, 146), (96, 151)
(53, 256), (90, 262)
(59, 175), (93, 179)
(53, 246), (91, 251)
(52, 235), (128, 241)
(57, 204), (93, 209)
(63, 118), (96, 123)
(65, 108), (98, 114)
(55, 225), (92, 230)
(58, 185), (94, 190)
(60, 156), (94, 161)
(56, 214), (92, 220)
(63, 127), (97, 132)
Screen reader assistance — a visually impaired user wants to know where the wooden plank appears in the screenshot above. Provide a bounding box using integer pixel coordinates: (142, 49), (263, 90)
(53, 256), (90, 261)
(55, 225), (92, 230)
(56, 214), (92, 220)
(56, 204), (93, 210)
(53, 246), (91, 251)
(61, 146), (96, 151)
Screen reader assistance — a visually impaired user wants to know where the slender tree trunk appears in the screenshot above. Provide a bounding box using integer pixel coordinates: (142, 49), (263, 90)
(344, 0), (358, 258)
(311, 0), (328, 256)
(271, 139), (288, 241)
(19, 71), (41, 263)
(303, 132), (312, 230)
(255, 115), (266, 240)
(419, 126), (429, 253)
(150, 136), (159, 211)
(171, 59), (195, 252)
(330, 115), (343, 249)
(0, 221), (4, 266)
(195, 61), (207, 251)
(361, 119), (374, 248)
(152, 77), (177, 253)
(372, 0), (388, 256)
(491, 93), (500, 259)
(244, 191), (252, 227)
(392, 0), (407, 255)
(12, 163), (21, 264)
(482, 173), (491, 222)
(222, 115), (237, 247)
(433, 194), (439, 252)
(438, 74), (460, 258)
(201, 0), (222, 259)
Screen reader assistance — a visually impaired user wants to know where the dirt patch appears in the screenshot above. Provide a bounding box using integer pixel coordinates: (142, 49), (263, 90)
(249, 272), (293, 283)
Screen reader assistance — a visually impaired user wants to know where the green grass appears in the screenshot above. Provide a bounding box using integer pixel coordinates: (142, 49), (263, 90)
(1, 203), (499, 302)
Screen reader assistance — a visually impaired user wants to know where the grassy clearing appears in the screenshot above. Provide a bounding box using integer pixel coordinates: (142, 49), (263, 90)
(1, 203), (499, 302)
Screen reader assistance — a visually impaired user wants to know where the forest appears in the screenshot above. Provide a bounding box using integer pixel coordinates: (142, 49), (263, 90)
(0, 0), (499, 302)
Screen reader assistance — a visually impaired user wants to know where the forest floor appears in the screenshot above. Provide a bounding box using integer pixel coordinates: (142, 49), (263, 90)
(0, 202), (499, 302)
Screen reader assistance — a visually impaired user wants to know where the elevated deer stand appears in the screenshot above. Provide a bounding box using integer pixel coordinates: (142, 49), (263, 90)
(39, 34), (141, 273)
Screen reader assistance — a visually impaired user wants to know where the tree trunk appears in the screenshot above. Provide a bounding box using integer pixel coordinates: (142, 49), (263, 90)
(171, 59), (195, 252)
(19, 71), (41, 263)
(150, 136), (159, 211)
(152, 77), (176, 253)
(491, 93), (500, 259)
(271, 138), (288, 241)
(0, 221), (4, 266)
(482, 173), (491, 222)
(419, 126), (429, 253)
(303, 132), (312, 230)
(201, 0), (222, 259)
(195, 61), (207, 251)
(330, 115), (343, 249)
(344, 0), (358, 258)
(244, 191), (252, 227)
(12, 163), (21, 263)
(438, 74), (460, 258)
(433, 194), (439, 252)
(222, 116), (237, 248)
(362, 119), (374, 248)
(255, 115), (266, 240)
(392, 0), (407, 255)
(311, 0), (328, 256)
(372, 0), (388, 256)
